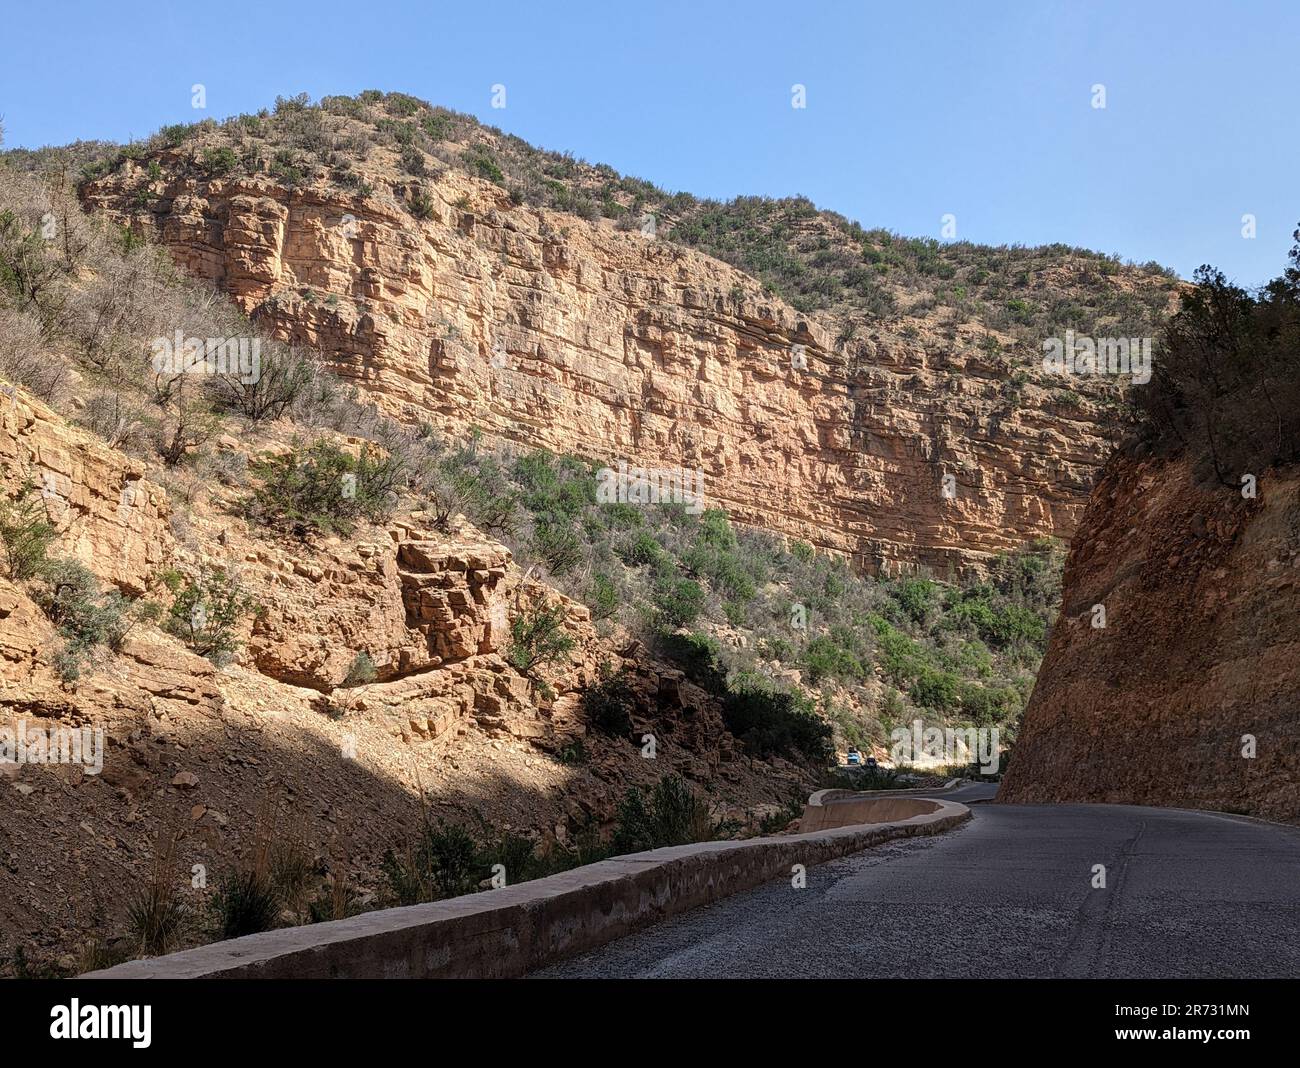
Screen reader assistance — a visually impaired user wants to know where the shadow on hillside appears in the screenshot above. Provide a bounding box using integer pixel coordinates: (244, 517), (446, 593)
(0, 696), (793, 973)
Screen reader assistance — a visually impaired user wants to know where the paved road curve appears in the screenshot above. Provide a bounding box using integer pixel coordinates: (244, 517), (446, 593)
(535, 804), (1300, 978)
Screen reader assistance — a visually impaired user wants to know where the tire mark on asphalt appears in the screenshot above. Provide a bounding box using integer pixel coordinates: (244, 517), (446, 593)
(1055, 817), (1147, 978)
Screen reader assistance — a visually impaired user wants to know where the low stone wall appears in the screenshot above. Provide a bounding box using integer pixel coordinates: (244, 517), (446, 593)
(84, 799), (969, 979)
(798, 794), (944, 832)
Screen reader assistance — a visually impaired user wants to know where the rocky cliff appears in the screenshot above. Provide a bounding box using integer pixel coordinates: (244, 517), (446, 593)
(1000, 453), (1300, 822)
(78, 107), (1173, 578)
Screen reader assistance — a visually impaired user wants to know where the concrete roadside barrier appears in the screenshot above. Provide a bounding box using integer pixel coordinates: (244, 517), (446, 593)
(85, 797), (969, 979)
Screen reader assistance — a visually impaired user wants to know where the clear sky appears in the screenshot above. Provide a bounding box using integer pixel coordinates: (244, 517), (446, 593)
(2, 0), (1295, 285)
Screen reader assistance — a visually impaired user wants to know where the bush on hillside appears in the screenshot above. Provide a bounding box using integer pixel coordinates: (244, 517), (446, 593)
(246, 440), (401, 537)
(0, 479), (56, 580)
(1137, 227), (1300, 483)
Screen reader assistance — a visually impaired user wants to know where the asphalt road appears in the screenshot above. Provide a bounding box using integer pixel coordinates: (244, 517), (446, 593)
(535, 804), (1300, 978)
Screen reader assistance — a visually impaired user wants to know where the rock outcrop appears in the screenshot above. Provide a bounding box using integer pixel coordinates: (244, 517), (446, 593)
(1000, 453), (1300, 822)
(84, 159), (1130, 577)
(0, 388), (173, 594)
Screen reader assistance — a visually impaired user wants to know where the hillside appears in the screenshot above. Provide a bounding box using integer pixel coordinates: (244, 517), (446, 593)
(10, 90), (1182, 577)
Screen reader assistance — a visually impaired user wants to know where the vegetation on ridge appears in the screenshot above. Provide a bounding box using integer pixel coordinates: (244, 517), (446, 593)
(4, 90), (1179, 351)
(1135, 226), (1300, 484)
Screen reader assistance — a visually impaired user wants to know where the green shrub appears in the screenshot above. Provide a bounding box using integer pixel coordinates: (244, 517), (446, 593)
(887, 578), (937, 625)
(909, 667), (961, 711)
(957, 681), (1021, 726)
(161, 565), (256, 665)
(512, 450), (592, 518)
(36, 560), (134, 681)
(464, 144), (505, 185)
(420, 112), (452, 141)
(409, 190), (436, 220)
(722, 680), (832, 762)
(209, 869), (279, 939)
(723, 600), (747, 627)
(617, 529), (667, 568)
(611, 775), (710, 854)
(804, 634), (864, 684)
(247, 440), (401, 537)
(381, 819), (479, 904)
(506, 599), (575, 673)
(0, 479), (56, 580)
(651, 576), (705, 629)
(587, 571), (619, 621)
(599, 502), (644, 529)
(202, 146), (238, 175)
(790, 540), (815, 563)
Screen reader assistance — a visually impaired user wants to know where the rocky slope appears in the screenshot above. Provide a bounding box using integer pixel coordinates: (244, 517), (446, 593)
(1000, 452), (1300, 822)
(72, 94), (1180, 578)
(0, 386), (806, 972)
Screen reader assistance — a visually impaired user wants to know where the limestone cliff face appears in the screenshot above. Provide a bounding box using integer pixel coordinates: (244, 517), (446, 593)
(84, 159), (1120, 577)
(0, 389), (173, 596)
(1000, 453), (1300, 822)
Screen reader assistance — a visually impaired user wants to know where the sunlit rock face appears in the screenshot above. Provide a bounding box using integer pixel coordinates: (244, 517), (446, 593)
(86, 158), (1130, 578)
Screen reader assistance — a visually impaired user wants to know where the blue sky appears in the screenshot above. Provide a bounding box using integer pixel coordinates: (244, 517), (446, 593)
(2, 0), (1295, 285)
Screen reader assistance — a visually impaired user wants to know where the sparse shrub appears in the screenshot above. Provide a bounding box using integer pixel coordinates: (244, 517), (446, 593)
(328, 651), (377, 718)
(581, 661), (636, 737)
(400, 145), (427, 176)
(211, 344), (317, 422)
(409, 190), (436, 220)
(506, 599), (575, 673)
(160, 565), (257, 665)
(150, 372), (219, 467)
(611, 775), (710, 855)
(0, 479), (56, 580)
(268, 836), (318, 919)
(36, 560), (133, 680)
(307, 871), (359, 923)
(556, 738), (587, 765)
(246, 439), (401, 537)
(0, 306), (65, 402)
(530, 514), (583, 575)
(78, 390), (148, 451)
(125, 831), (190, 956)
